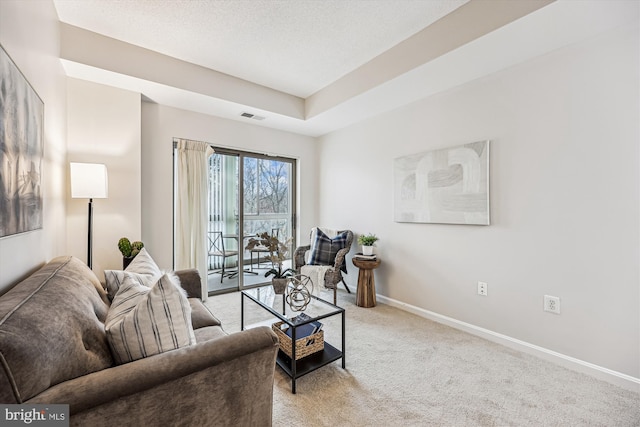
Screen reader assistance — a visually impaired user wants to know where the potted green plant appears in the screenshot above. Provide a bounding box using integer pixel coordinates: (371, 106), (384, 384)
(246, 232), (295, 293)
(118, 237), (144, 269)
(358, 233), (378, 256)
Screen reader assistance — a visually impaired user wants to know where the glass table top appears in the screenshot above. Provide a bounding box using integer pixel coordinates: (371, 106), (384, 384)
(242, 284), (344, 326)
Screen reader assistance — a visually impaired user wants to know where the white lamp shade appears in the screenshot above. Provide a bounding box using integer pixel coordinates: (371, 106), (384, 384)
(70, 162), (108, 198)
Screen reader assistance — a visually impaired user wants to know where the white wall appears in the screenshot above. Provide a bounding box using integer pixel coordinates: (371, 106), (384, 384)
(318, 23), (639, 380)
(0, 0), (67, 293)
(66, 78), (142, 278)
(141, 103), (318, 270)
(2, 0), (635, 390)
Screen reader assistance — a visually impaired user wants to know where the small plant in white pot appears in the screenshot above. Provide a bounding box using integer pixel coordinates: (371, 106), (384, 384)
(358, 233), (378, 256)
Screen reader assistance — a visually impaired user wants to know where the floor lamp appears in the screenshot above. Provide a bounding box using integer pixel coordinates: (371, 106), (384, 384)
(70, 162), (108, 269)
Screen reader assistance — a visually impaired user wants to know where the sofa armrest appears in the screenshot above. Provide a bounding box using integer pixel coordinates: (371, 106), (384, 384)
(29, 326), (278, 424)
(175, 268), (201, 299)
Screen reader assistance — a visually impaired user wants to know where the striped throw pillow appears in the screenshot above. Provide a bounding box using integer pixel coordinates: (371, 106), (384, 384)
(105, 272), (196, 364)
(124, 247), (161, 276)
(104, 248), (162, 300)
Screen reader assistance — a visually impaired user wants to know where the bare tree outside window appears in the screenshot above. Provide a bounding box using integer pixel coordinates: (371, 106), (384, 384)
(244, 157), (257, 215)
(258, 159), (289, 214)
(243, 157), (291, 238)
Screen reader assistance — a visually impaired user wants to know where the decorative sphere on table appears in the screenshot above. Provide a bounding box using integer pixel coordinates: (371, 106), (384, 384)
(286, 275), (314, 311)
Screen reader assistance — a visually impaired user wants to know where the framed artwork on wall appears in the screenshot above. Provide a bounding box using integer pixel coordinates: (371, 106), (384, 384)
(394, 140), (490, 225)
(0, 44), (44, 238)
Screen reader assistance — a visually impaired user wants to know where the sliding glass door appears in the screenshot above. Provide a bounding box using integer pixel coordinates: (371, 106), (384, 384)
(206, 152), (240, 293)
(206, 148), (296, 295)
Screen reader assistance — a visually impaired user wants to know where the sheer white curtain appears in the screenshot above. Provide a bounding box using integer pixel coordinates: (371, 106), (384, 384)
(175, 139), (214, 301)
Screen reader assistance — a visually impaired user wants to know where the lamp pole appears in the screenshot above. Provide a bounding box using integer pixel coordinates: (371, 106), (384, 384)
(87, 197), (94, 269)
(70, 162), (108, 271)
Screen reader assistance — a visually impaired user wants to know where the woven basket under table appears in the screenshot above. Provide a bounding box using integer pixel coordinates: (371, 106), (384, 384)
(272, 320), (324, 360)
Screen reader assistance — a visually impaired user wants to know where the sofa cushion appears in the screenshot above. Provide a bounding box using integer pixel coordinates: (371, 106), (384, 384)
(193, 325), (228, 342)
(189, 299), (221, 329)
(0, 256), (112, 403)
(105, 273), (196, 364)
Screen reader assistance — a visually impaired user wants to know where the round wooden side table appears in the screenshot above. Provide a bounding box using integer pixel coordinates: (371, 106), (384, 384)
(352, 257), (381, 308)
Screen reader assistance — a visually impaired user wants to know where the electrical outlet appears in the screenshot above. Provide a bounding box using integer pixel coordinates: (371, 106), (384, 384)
(477, 282), (488, 296)
(544, 295), (560, 314)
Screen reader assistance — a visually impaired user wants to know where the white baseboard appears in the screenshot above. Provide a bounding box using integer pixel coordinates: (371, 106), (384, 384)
(376, 294), (640, 393)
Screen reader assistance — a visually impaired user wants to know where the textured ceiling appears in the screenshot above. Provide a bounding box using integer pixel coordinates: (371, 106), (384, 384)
(50, 1), (634, 136)
(53, 0), (469, 97)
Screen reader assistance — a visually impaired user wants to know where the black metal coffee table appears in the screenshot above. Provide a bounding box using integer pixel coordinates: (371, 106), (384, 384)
(241, 285), (345, 393)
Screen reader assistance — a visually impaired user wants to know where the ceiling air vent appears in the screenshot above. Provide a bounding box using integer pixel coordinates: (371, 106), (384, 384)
(240, 112), (266, 121)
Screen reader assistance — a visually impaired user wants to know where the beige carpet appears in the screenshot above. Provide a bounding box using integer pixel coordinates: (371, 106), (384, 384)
(205, 289), (639, 426)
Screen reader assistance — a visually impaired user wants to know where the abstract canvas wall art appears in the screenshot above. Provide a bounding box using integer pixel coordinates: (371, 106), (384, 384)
(394, 141), (490, 225)
(0, 44), (44, 238)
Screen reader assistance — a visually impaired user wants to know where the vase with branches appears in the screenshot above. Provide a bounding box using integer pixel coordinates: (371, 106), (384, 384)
(246, 232), (295, 293)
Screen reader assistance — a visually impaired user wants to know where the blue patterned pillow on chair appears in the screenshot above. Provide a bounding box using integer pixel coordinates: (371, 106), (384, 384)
(308, 228), (349, 272)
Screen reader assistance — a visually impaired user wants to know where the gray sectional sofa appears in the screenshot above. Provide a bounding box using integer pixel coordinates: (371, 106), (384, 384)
(0, 256), (278, 426)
